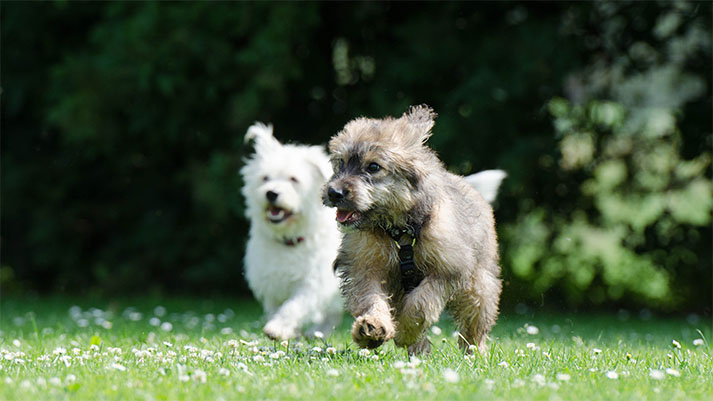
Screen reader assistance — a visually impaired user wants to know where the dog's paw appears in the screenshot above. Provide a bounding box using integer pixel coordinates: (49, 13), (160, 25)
(351, 314), (395, 349)
(263, 319), (298, 341)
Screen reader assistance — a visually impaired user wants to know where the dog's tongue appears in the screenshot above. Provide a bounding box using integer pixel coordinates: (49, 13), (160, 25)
(336, 209), (356, 224)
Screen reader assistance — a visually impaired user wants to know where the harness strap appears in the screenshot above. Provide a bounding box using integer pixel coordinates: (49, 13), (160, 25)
(391, 231), (424, 294)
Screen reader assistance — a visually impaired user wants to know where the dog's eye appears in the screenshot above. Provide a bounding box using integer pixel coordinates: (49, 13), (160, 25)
(366, 162), (381, 174)
(290, 176), (299, 184)
(338, 159), (345, 172)
(262, 176), (269, 182)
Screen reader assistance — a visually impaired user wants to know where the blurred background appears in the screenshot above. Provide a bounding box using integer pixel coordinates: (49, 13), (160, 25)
(2, 1), (711, 314)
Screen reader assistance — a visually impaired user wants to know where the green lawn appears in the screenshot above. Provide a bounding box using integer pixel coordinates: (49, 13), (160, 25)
(1, 297), (710, 401)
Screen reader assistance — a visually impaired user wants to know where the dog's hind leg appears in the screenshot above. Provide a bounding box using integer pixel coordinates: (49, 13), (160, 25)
(449, 269), (501, 354)
(406, 336), (432, 356)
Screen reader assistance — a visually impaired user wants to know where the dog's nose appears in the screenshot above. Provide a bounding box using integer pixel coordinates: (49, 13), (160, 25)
(266, 190), (278, 202)
(327, 187), (346, 204)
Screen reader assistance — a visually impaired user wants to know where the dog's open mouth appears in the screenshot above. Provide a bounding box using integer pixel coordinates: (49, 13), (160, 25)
(336, 209), (361, 226)
(266, 206), (293, 224)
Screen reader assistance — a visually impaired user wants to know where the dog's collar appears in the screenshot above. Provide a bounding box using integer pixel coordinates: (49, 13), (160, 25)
(282, 237), (305, 246)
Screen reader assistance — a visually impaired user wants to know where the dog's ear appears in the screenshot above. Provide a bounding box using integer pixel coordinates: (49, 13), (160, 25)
(399, 104), (437, 146)
(244, 122), (281, 154)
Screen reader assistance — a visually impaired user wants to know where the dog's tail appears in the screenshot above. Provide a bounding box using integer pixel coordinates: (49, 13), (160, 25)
(464, 170), (507, 204)
(245, 122), (281, 153)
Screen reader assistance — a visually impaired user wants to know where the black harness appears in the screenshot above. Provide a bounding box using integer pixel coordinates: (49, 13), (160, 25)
(387, 226), (424, 294)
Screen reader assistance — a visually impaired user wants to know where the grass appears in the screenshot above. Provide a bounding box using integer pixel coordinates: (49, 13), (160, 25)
(0, 297), (711, 401)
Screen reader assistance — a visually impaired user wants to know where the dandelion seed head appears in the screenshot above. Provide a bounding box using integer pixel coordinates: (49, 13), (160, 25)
(693, 339), (704, 346)
(358, 349), (371, 357)
(443, 368), (459, 383)
(110, 363), (126, 371)
(160, 322), (173, 332)
(532, 374), (546, 386)
(606, 371), (618, 380)
(326, 347), (337, 355)
(665, 368), (680, 377)
(650, 369), (665, 380)
(431, 326), (442, 335)
(556, 373), (571, 381)
(671, 340), (681, 349)
(193, 369), (207, 383)
(526, 325), (539, 335)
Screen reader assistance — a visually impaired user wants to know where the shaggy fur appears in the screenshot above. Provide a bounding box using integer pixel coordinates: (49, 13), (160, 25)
(322, 105), (502, 355)
(241, 122), (342, 340)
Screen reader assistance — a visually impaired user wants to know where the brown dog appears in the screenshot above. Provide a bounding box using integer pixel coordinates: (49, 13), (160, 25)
(322, 105), (502, 355)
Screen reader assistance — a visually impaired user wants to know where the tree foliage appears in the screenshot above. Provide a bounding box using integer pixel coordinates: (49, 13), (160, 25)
(2, 2), (710, 311)
(502, 1), (712, 310)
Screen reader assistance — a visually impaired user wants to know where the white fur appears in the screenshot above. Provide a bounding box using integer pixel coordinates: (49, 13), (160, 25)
(240, 122), (343, 340)
(464, 170), (507, 204)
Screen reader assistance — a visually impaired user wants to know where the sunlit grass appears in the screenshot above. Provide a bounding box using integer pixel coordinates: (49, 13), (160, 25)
(1, 297), (710, 401)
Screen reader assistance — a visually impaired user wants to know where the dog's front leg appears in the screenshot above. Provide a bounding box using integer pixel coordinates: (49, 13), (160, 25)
(262, 287), (320, 340)
(393, 276), (448, 353)
(347, 277), (395, 349)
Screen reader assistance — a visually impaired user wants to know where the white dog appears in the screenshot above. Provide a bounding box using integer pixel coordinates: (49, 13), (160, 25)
(240, 122), (343, 340)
